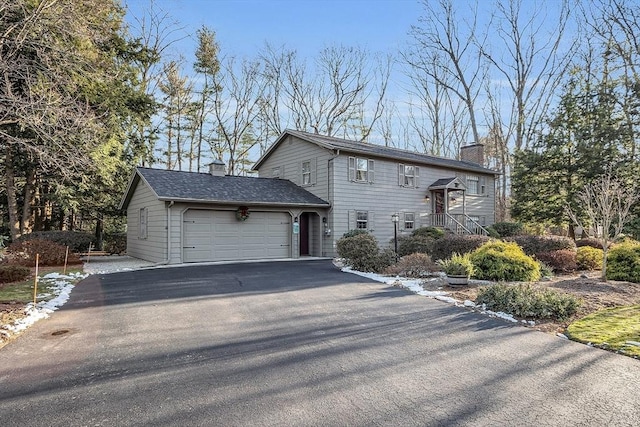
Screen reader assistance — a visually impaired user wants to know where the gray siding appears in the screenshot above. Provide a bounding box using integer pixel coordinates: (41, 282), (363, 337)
(126, 181), (167, 263)
(256, 135), (334, 202)
(328, 154), (496, 256)
(257, 137), (496, 257)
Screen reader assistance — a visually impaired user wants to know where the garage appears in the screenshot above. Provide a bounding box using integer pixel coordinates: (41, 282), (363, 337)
(183, 209), (291, 262)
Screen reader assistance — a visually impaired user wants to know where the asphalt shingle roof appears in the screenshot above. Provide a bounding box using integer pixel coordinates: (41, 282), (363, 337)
(254, 129), (497, 175)
(127, 167), (330, 208)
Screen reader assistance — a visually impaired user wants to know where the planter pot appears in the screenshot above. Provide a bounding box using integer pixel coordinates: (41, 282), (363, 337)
(446, 275), (469, 286)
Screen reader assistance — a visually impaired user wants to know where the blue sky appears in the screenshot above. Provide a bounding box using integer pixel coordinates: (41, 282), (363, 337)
(124, 0), (423, 61)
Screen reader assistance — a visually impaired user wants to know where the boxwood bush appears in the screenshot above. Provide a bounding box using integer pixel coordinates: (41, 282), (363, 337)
(469, 241), (541, 282)
(337, 233), (394, 273)
(476, 283), (581, 321)
(576, 246), (603, 271)
(430, 234), (490, 261)
(606, 242), (640, 283)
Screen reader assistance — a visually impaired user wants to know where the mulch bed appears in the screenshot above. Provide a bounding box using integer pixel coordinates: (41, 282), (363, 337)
(421, 271), (640, 333)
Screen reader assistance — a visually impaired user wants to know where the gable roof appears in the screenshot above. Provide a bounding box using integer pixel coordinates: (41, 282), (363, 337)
(119, 167), (330, 210)
(254, 129), (498, 175)
(428, 177), (467, 191)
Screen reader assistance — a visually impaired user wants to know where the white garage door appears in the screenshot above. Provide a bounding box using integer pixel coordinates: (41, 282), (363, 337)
(183, 210), (291, 262)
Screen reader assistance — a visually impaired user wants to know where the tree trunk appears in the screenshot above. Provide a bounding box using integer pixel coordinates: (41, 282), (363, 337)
(4, 147), (21, 240)
(20, 168), (36, 235)
(94, 214), (103, 251)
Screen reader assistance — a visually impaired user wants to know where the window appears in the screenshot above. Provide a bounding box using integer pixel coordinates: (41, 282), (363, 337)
(398, 164), (420, 187)
(139, 207), (148, 239)
(356, 211), (368, 229)
(272, 167), (281, 178)
(404, 212), (415, 230)
(466, 175), (479, 194)
(302, 161), (311, 185)
(348, 157), (375, 183)
(465, 174), (486, 195)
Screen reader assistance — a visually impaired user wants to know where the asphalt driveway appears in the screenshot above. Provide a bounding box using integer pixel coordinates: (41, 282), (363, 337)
(0, 259), (639, 426)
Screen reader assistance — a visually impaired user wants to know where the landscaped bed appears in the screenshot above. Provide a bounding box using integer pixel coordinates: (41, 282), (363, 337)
(422, 271), (640, 334)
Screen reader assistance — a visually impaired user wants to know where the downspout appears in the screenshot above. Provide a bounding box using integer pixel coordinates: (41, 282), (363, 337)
(326, 149), (340, 256)
(153, 201), (174, 267)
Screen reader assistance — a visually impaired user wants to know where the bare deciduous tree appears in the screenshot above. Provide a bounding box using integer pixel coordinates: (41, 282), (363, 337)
(482, 0), (576, 151)
(407, 0), (486, 146)
(259, 44), (391, 141)
(566, 172), (639, 279)
(211, 56), (267, 175)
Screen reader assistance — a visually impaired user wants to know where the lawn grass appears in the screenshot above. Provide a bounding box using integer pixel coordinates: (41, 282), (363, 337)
(0, 267), (83, 303)
(566, 305), (640, 358)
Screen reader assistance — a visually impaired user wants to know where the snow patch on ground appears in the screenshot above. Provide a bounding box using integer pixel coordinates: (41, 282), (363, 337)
(1, 272), (88, 336)
(342, 266), (535, 326)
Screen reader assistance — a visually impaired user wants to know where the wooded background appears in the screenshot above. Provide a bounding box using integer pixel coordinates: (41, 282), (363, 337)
(1, 0), (639, 245)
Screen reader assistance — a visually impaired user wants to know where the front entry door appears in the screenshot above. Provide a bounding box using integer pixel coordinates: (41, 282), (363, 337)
(434, 191), (445, 214)
(300, 213), (310, 256)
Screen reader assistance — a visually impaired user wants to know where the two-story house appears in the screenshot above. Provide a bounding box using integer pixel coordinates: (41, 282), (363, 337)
(120, 129), (497, 264)
(254, 130), (497, 258)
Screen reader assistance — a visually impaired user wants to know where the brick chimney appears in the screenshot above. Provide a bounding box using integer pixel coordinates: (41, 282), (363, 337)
(460, 144), (485, 166)
(208, 159), (226, 176)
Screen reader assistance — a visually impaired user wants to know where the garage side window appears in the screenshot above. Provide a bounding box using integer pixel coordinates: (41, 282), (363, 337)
(139, 207), (148, 239)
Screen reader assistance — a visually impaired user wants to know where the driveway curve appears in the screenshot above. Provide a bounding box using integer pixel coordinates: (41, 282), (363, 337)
(0, 259), (638, 426)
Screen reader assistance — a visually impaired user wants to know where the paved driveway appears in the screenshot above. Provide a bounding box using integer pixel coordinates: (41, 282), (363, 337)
(1, 260), (639, 426)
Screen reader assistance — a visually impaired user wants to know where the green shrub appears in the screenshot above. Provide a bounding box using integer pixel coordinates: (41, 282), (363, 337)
(430, 234), (491, 261)
(15, 231), (95, 253)
(375, 248), (398, 273)
(469, 241), (541, 282)
(476, 283), (581, 321)
(575, 238), (606, 249)
(489, 222), (524, 237)
(5, 239), (82, 267)
(384, 253), (440, 277)
(535, 249), (577, 274)
(606, 242), (640, 283)
(507, 235), (575, 256)
(485, 227), (501, 239)
(337, 233), (390, 273)
(538, 262), (554, 278)
(439, 253), (474, 277)
(397, 235), (434, 257)
(342, 229), (370, 239)
(0, 265), (31, 283)
(576, 246), (603, 271)
(104, 232), (127, 254)
(412, 226), (445, 239)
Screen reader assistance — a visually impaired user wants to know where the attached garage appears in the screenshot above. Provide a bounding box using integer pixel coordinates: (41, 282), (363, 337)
(183, 210), (290, 262)
(120, 166), (330, 264)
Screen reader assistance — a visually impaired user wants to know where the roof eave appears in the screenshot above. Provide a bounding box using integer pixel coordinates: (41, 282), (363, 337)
(157, 196), (330, 208)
